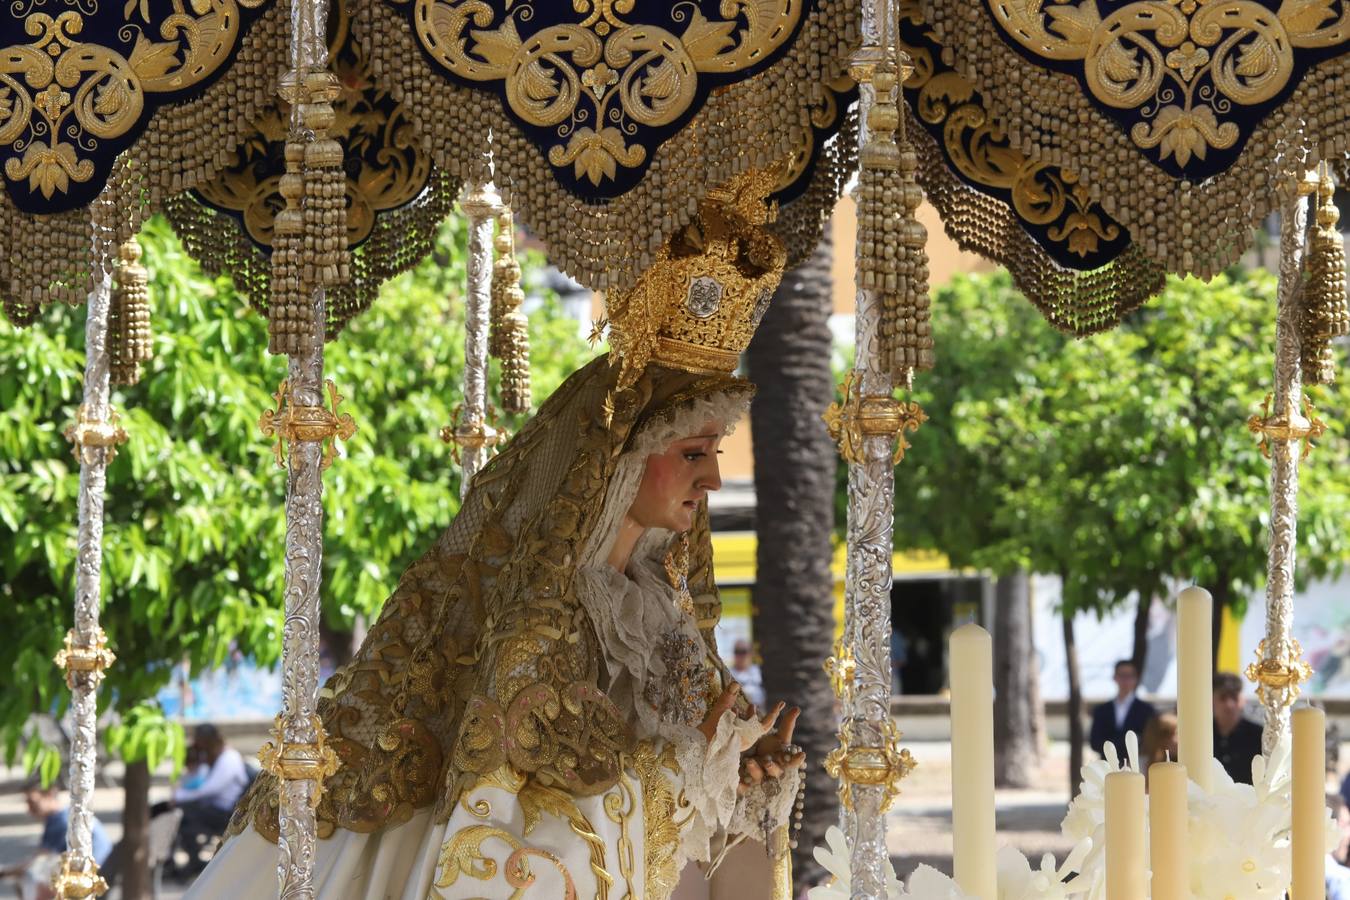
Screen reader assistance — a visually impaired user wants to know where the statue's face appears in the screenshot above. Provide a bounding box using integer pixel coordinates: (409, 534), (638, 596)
(629, 418), (725, 533)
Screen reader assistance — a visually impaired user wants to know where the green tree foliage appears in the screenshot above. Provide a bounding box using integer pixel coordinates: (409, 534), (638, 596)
(897, 269), (1350, 617)
(0, 215), (592, 777)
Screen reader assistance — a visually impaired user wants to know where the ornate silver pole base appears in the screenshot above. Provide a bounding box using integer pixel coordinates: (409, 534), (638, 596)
(1247, 183), (1316, 754)
(453, 179), (502, 497)
(54, 253), (120, 900)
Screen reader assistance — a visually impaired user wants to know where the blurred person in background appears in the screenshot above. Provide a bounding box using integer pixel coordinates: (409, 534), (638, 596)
(1089, 659), (1156, 761)
(0, 780), (112, 900)
(731, 639), (766, 709)
(1212, 672), (1263, 785)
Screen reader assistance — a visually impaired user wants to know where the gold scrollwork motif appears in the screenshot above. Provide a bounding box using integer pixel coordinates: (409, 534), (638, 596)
(822, 372), (927, 466)
(435, 825), (580, 898)
(63, 404), (128, 465)
(1246, 392), (1328, 459)
(987, 0), (1349, 170)
(399, 0), (804, 187)
(0, 0), (267, 204)
(193, 11), (432, 251)
(1245, 637), (1314, 709)
(901, 1), (1123, 261)
(258, 378), (357, 470)
(54, 628), (116, 690)
(823, 718), (917, 814)
(257, 714), (341, 809)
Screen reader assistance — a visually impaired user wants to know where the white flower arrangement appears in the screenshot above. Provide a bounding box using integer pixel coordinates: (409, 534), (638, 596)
(808, 730), (1333, 900)
(1063, 730), (1338, 900)
(807, 827), (1091, 900)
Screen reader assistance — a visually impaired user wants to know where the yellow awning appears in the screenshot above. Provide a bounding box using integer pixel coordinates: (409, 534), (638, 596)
(710, 531), (950, 638)
(710, 530), (949, 583)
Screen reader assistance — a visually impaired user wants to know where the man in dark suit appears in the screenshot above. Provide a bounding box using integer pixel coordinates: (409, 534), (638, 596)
(1213, 671), (1264, 784)
(1089, 659), (1156, 760)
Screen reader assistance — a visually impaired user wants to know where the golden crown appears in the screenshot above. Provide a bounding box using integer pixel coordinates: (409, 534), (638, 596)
(606, 166), (788, 390)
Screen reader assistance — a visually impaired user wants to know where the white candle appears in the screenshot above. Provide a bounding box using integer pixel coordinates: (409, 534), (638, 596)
(1105, 770), (1147, 900)
(1148, 761), (1188, 900)
(1177, 586), (1213, 791)
(1291, 706), (1326, 900)
(949, 623), (996, 899)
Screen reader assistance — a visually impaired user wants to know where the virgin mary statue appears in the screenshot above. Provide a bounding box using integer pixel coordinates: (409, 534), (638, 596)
(188, 169), (807, 899)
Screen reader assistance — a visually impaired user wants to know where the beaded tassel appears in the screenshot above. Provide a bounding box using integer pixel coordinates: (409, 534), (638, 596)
(268, 141), (309, 355)
(857, 58), (931, 379)
(1301, 167), (1348, 385)
(109, 238), (152, 386)
(301, 72), (350, 297)
(489, 209), (531, 413)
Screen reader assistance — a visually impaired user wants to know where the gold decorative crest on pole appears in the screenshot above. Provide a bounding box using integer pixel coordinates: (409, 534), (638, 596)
(64, 405), (128, 465)
(439, 403), (505, 465)
(823, 372), (927, 465)
(259, 379), (357, 470)
(50, 851), (108, 899)
(1246, 393), (1327, 460)
(54, 628), (116, 690)
(257, 714), (341, 809)
(1245, 638), (1314, 711)
(824, 717), (917, 814)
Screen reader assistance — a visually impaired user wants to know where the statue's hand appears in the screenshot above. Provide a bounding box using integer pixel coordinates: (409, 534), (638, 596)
(738, 706), (805, 795)
(698, 683), (742, 745)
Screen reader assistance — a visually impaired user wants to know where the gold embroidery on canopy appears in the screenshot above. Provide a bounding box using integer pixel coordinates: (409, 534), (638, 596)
(986, 0), (1347, 168)
(0, 0), (268, 200)
(393, 0), (806, 186)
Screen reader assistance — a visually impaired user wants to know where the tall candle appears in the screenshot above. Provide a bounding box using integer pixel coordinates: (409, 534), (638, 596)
(1291, 706), (1326, 900)
(1105, 770), (1147, 900)
(1177, 586), (1213, 791)
(1148, 761), (1188, 900)
(949, 623), (996, 899)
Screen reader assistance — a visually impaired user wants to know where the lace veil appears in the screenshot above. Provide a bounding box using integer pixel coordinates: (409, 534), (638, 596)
(230, 355), (754, 842)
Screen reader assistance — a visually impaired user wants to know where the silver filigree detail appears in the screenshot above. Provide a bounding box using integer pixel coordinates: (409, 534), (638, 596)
(66, 245), (114, 885)
(459, 175), (501, 497)
(1261, 189), (1310, 755)
(839, 53), (900, 898)
(750, 288), (773, 328)
(686, 276), (724, 318)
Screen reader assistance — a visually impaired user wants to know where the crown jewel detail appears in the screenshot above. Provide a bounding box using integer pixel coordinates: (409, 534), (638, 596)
(606, 166), (788, 389)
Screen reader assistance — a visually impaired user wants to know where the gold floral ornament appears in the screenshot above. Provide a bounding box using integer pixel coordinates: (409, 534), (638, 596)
(49, 851), (107, 899)
(258, 378), (357, 470)
(984, 0), (1350, 177)
(54, 627), (116, 690)
(63, 405), (128, 465)
(1246, 392), (1327, 460)
(257, 714), (341, 809)
(391, 0), (807, 194)
(824, 718), (917, 814)
(1245, 638), (1314, 710)
(440, 403), (506, 464)
(823, 372), (927, 466)
(0, 0), (272, 212)
(604, 164), (788, 392)
(823, 639), (856, 701)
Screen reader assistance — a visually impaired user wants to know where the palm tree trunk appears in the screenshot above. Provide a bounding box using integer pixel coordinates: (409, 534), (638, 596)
(993, 573), (1036, 787)
(121, 759), (152, 899)
(747, 229), (839, 890)
(1131, 591), (1151, 676)
(1062, 604), (1085, 799)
